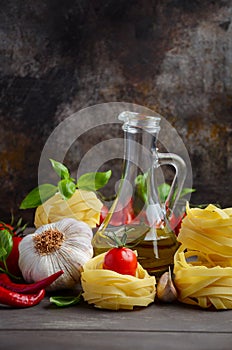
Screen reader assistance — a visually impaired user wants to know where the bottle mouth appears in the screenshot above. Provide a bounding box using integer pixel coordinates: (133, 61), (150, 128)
(118, 111), (161, 132)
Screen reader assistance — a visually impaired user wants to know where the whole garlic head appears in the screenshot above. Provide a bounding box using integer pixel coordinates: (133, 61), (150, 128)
(18, 218), (94, 291)
(34, 189), (103, 229)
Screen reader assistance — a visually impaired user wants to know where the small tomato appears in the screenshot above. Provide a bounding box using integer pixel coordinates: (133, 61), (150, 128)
(169, 212), (186, 236)
(109, 198), (135, 226)
(98, 205), (109, 226)
(103, 247), (138, 276)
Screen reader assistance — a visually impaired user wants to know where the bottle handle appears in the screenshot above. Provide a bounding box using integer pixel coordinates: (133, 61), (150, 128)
(157, 152), (187, 215)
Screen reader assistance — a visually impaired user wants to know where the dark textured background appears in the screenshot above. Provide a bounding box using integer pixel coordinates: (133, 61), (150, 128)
(0, 0), (232, 224)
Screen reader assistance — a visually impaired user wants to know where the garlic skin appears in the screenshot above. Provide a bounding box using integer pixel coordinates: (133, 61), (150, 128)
(34, 189), (103, 229)
(156, 268), (178, 303)
(18, 218), (94, 291)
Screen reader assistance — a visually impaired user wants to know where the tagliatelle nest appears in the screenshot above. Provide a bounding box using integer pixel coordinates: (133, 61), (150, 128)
(81, 253), (156, 310)
(177, 204), (232, 262)
(174, 247), (232, 310)
(173, 203), (232, 310)
(34, 189), (103, 229)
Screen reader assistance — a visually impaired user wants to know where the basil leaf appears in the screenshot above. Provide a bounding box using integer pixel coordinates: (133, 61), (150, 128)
(134, 173), (148, 204)
(158, 183), (171, 203)
(50, 159), (70, 180)
(179, 187), (196, 198)
(50, 293), (82, 307)
(172, 187), (196, 202)
(0, 230), (13, 262)
(77, 170), (112, 191)
(58, 179), (76, 200)
(20, 184), (58, 209)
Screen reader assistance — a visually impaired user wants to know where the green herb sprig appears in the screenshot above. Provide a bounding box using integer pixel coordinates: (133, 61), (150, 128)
(134, 172), (195, 215)
(50, 292), (82, 307)
(0, 229), (13, 274)
(20, 159), (112, 209)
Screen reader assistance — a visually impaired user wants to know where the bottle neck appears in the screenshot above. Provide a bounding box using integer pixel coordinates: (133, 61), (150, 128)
(123, 127), (159, 173)
(121, 127), (164, 220)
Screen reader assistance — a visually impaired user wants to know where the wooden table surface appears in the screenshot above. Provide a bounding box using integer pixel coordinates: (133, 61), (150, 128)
(1, 295), (232, 350)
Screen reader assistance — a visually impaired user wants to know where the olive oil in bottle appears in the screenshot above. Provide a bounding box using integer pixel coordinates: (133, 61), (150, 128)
(93, 223), (179, 277)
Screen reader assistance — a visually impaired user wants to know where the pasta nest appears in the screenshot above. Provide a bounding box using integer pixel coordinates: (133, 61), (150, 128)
(174, 204), (232, 310)
(174, 248), (232, 310)
(81, 252), (156, 310)
(177, 204), (232, 262)
(34, 189), (103, 229)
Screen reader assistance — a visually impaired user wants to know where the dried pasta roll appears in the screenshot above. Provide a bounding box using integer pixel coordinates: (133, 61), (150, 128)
(81, 253), (156, 310)
(177, 204), (232, 261)
(174, 247), (232, 310)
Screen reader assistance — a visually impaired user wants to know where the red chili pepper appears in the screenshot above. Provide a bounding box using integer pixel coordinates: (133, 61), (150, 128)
(0, 270), (63, 294)
(0, 286), (45, 308)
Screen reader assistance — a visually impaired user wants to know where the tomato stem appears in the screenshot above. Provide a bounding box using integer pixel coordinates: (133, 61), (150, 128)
(105, 227), (142, 249)
(106, 232), (125, 247)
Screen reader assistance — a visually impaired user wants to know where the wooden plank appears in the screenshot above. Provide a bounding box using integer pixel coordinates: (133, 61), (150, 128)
(0, 330), (231, 350)
(1, 297), (232, 333)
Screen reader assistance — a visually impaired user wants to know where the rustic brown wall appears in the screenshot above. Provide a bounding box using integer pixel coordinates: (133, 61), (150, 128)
(0, 0), (232, 224)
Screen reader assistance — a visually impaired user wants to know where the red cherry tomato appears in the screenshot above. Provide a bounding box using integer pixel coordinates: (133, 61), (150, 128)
(109, 203), (124, 226)
(103, 247), (138, 276)
(123, 198), (135, 224)
(169, 212), (186, 236)
(110, 198), (135, 226)
(97, 205), (109, 227)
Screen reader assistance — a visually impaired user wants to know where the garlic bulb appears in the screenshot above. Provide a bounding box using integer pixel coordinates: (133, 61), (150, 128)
(34, 189), (103, 229)
(18, 218), (94, 291)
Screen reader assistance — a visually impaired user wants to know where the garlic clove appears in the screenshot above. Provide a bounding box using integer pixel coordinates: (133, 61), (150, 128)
(156, 267), (178, 303)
